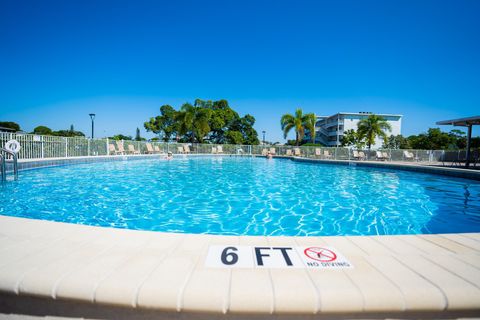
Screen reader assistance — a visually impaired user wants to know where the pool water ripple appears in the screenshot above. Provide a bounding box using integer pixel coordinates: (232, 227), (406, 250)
(0, 156), (479, 236)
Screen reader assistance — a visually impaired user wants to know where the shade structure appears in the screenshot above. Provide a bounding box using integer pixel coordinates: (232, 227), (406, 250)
(436, 116), (480, 168)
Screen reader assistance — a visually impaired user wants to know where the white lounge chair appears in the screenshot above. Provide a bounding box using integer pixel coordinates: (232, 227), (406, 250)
(128, 144), (140, 155)
(285, 149), (293, 156)
(177, 146), (184, 154)
(403, 150), (415, 161)
(269, 147), (276, 155)
(109, 143), (121, 155)
(115, 141), (126, 155)
(323, 150), (332, 159)
(293, 148), (301, 156)
(146, 143), (155, 154)
(376, 151), (386, 161)
(217, 145), (224, 154)
(212, 147), (217, 154)
(261, 148), (268, 156)
(315, 148), (321, 158)
(154, 145), (162, 153)
(183, 145), (191, 154)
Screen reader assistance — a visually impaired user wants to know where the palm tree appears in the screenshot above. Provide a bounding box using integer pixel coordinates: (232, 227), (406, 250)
(281, 108), (315, 146)
(304, 113), (317, 143)
(357, 114), (392, 150)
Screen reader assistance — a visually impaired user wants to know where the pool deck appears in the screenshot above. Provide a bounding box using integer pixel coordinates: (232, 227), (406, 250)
(1, 155), (480, 319)
(0, 215), (479, 319)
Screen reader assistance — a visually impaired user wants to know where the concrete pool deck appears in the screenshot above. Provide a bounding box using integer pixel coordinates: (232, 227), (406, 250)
(1, 155), (480, 319)
(0, 215), (479, 319)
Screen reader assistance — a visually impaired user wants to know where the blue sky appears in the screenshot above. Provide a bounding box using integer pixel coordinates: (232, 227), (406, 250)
(1, 0), (479, 141)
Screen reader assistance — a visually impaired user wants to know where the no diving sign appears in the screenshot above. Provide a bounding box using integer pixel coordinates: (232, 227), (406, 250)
(205, 246), (353, 269)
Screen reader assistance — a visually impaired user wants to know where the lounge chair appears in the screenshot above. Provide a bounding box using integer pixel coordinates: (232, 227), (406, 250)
(128, 144), (140, 155)
(382, 151), (390, 161)
(323, 150), (332, 159)
(115, 141), (126, 155)
(285, 149), (293, 156)
(183, 145), (191, 154)
(261, 148), (268, 156)
(403, 150), (415, 161)
(154, 145), (161, 153)
(212, 147), (217, 154)
(269, 147), (276, 155)
(217, 145), (224, 154)
(315, 148), (321, 158)
(293, 148), (301, 156)
(146, 143), (155, 154)
(358, 151), (366, 160)
(376, 151), (386, 161)
(177, 146), (184, 154)
(352, 150), (361, 160)
(109, 143), (121, 155)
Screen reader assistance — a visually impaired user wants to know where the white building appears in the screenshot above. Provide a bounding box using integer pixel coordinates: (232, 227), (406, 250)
(305, 112), (402, 149)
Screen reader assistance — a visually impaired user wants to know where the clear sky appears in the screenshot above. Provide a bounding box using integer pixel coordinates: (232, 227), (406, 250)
(1, 0), (479, 141)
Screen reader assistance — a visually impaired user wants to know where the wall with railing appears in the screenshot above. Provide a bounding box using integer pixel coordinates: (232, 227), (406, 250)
(0, 132), (477, 165)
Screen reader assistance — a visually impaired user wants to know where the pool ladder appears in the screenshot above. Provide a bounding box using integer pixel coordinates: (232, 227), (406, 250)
(0, 148), (18, 182)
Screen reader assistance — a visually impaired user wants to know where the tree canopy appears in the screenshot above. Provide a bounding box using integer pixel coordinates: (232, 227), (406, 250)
(31, 125), (85, 137)
(280, 108), (316, 146)
(144, 99), (259, 144)
(357, 115), (392, 150)
(0, 121), (21, 131)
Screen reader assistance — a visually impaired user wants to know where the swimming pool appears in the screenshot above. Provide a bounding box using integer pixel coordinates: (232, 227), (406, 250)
(0, 156), (479, 236)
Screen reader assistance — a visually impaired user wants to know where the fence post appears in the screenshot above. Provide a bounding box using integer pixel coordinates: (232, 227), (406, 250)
(106, 138), (109, 156)
(41, 136), (45, 159)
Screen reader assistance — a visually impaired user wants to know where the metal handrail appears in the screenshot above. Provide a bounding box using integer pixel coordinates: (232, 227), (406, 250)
(0, 148), (18, 181)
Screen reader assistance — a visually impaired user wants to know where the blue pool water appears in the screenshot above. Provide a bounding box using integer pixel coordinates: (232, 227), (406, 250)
(1, 157), (479, 236)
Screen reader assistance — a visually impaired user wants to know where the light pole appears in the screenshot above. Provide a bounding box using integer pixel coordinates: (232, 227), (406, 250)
(262, 131), (266, 145)
(89, 113), (96, 139)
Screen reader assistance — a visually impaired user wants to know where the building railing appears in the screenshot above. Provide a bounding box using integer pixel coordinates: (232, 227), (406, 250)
(0, 132), (478, 166)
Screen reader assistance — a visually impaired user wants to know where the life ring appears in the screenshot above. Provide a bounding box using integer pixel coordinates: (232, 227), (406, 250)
(4, 139), (21, 154)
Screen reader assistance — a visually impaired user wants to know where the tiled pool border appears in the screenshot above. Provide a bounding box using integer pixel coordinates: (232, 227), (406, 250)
(0, 155), (479, 319)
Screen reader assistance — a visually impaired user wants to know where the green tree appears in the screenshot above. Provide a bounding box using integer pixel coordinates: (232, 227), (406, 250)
(357, 115), (392, 149)
(304, 113), (317, 143)
(144, 105), (177, 142)
(32, 125), (53, 135)
(0, 121), (21, 132)
(384, 134), (411, 149)
(225, 130), (244, 144)
(134, 127), (146, 141)
(109, 134), (132, 140)
(280, 108), (315, 146)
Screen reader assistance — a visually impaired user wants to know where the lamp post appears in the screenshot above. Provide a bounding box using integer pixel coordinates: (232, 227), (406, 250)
(262, 131), (266, 145)
(89, 113), (96, 139)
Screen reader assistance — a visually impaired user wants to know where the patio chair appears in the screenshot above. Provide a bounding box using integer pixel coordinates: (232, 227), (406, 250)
(177, 146), (184, 154)
(154, 145), (162, 153)
(382, 151), (390, 161)
(323, 150), (332, 160)
(358, 151), (366, 160)
(212, 147), (217, 154)
(403, 150), (414, 161)
(285, 149), (293, 156)
(314, 148), (321, 158)
(269, 147), (276, 155)
(261, 148), (268, 156)
(109, 143), (121, 155)
(115, 141), (126, 155)
(128, 144), (140, 155)
(217, 145), (224, 154)
(376, 151), (386, 161)
(145, 143), (155, 154)
(183, 145), (191, 154)
(293, 148), (301, 156)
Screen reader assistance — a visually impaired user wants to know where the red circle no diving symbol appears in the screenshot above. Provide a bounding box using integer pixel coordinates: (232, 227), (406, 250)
(304, 247), (337, 262)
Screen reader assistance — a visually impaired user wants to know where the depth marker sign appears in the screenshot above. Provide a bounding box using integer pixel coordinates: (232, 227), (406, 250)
(205, 246), (353, 269)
